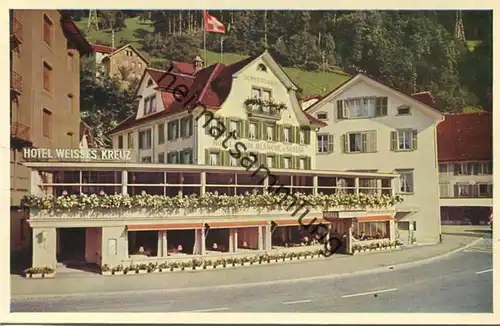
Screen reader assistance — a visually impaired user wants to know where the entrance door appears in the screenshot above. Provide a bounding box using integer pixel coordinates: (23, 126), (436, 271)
(397, 221), (411, 244)
(58, 228), (86, 263)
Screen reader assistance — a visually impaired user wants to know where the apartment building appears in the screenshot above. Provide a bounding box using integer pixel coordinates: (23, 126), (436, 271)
(91, 43), (149, 81)
(437, 112), (493, 225)
(108, 52), (324, 168)
(10, 10), (91, 254)
(306, 75), (445, 244)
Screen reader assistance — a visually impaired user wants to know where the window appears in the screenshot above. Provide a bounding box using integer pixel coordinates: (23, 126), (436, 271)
(391, 129), (417, 151)
(299, 158), (307, 169)
(439, 164), (448, 173)
(43, 62), (53, 93)
(229, 120), (241, 137)
(337, 97), (387, 119)
(67, 53), (73, 71)
(132, 62), (136, 69)
(158, 152), (165, 163)
(257, 63), (267, 72)
(127, 132), (134, 149)
(141, 156), (152, 163)
(248, 122), (257, 139)
(67, 94), (74, 113)
(284, 127), (291, 143)
(43, 14), (52, 46)
(252, 87), (261, 99)
(180, 117), (193, 137)
(147, 79), (154, 87)
(158, 123), (165, 144)
(473, 163), (491, 175)
(317, 134), (333, 153)
(397, 170), (414, 193)
(267, 156), (274, 168)
(266, 124), (274, 141)
(167, 151), (179, 164)
(118, 135), (123, 149)
(209, 152), (220, 165)
(456, 183), (471, 197)
(167, 120), (179, 141)
(150, 96), (157, 113)
(229, 155), (238, 166)
(138, 63), (142, 69)
(345, 131), (377, 153)
(477, 183), (493, 197)
(42, 108), (52, 138)
(139, 129), (152, 149)
(397, 105), (411, 115)
(182, 149), (193, 164)
(317, 112), (328, 120)
(262, 90), (271, 101)
(284, 157), (291, 169)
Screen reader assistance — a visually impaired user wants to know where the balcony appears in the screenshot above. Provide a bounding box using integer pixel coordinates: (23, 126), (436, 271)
(11, 122), (30, 141)
(10, 16), (23, 45)
(244, 98), (286, 120)
(11, 71), (22, 95)
(440, 183), (493, 207)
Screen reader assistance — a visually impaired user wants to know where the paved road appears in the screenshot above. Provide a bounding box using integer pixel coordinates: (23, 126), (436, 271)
(11, 238), (492, 313)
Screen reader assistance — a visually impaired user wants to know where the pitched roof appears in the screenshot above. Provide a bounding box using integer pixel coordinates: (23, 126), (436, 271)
(304, 112), (327, 127)
(109, 53), (319, 135)
(59, 14), (92, 54)
(101, 44), (150, 64)
(91, 43), (115, 54)
(437, 112), (492, 162)
(411, 91), (436, 107)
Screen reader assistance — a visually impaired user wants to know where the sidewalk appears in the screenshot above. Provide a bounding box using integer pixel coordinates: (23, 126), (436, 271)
(10, 233), (483, 298)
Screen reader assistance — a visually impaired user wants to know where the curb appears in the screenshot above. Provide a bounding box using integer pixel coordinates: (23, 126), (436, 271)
(11, 237), (484, 301)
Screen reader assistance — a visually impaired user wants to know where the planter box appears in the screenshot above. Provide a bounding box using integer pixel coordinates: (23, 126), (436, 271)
(31, 274), (43, 279)
(44, 273), (55, 278)
(138, 270), (147, 274)
(102, 271), (113, 276)
(114, 271), (124, 275)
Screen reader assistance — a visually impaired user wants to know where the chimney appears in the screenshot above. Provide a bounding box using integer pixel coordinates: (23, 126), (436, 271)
(193, 56), (203, 74)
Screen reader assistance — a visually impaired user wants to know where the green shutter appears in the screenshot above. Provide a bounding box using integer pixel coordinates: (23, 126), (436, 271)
(189, 116), (194, 136)
(293, 156), (299, 169)
(221, 151), (228, 166)
(304, 128), (310, 145)
(205, 149), (210, 165)
(280, 124), (285, 142)
(205, 116), (211, 135)
(259, 153), (266, 166)
(382, 97), (388, 116)
(328, 134), (334, 153)
(391, 131), (398, 151)
(180, 118), (186, 138)
(242, 120), (248, 138)
(178, 150), (184, 164)
(257, 121), (263, 140)
(306, 157), (312, 170)
(412, 129), (418, 150)
(274, 124), (279, 142)
(295, 126), (301, 144)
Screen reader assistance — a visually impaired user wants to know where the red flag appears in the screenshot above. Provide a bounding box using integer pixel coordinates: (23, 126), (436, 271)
(204, 11), (226, 34)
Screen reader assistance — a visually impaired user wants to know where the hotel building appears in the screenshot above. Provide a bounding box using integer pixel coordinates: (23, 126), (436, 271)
(10, 10), (91, 255)
(437, 112), (493, 225)
(23, 52), (402, 270)
(305, 77), (445, 244)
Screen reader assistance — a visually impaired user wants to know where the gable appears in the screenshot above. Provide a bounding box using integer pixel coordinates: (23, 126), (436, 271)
(103, 44), (150, 64)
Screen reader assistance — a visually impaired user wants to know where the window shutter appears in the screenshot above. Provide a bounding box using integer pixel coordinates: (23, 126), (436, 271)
(454, 184), (459, 197)
(259, 153), (266, 166)
(205, 149), (210, 165)
(280, 155), (285, 168)
(295, 126), (301, 144)
(242, 120), (248, 138)
(453, 164), (460, 176)
(412, 129), (418, 150)
(337, 100), (344, 120)
(342, 134), (349, 153)
(292, 156), (298, 169)
(370, 132), (377, 152)
(224, 117), (230, 136)
(382, 98), (388, 116)
(205, 116), (212, 135)
(178, 150), (184, 164)
(304, 128), (311, 145)
(290, 126), (296, 143)
(221, 151), (228, 166)
(376, 97), (388, 116)
(328, 134), (334, 153)
(180, 119), (185, 138)
(306, 157), (312, 170)
(274, 124), (280, 142)
(188, 116), (194, 136)
(259, 121), (265, 140)
(390, 131), (398, 151)
(361, 133), (368, 152)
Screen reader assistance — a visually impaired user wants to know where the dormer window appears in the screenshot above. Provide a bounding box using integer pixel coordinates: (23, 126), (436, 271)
(147, 79), (154, 87)
(257, 63), (267, 72)
(316, 112), (328, 120)
(397, 105), (411, 115)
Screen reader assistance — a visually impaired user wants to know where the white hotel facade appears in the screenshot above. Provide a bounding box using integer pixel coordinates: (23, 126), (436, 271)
(22, 51), (441, 270)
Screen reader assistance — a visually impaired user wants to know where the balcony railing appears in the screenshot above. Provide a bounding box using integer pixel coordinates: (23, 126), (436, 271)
(440, 183), (493, 199)
(11, 122), (30, 141)
(246, 104), (282, 120)
(10, 16), (23, 44)
(11, 71), (22, 94)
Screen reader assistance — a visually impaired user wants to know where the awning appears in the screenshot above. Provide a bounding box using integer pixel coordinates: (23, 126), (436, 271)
(206, 221), (269, 228)
(356, 215), (394, 222)
(274, 218), (329, 227)
(127, 223), (203, 231)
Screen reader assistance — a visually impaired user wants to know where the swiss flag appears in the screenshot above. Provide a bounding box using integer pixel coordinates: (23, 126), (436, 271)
(204, 11), (226, 34)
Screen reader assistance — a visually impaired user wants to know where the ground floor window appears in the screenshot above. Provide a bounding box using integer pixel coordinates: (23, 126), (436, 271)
(205, 228), (230, 252)
(236, 227), (260, 250)
(352, 221), (390, 240)
(166, 230), (195, 255)
(271, 225), (328, 248)
(128, 231), (158, 257)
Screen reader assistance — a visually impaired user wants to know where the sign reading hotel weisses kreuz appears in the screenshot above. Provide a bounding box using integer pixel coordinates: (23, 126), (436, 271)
(22, 148), (134, 162)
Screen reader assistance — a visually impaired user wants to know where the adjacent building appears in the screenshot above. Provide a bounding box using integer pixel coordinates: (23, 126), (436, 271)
(10, 10), (91, 254)
(91, 43), (149, 81)
(437, 112), (493, 225)
(305, 75), (445, 244)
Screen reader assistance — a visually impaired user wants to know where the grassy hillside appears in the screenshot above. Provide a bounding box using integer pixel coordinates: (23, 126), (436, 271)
(75, 17), (350, 96)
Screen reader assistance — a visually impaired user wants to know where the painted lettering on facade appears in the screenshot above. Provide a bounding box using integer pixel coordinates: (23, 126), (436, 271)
(22, 148), (133, 162)
(242, 74), (278, 86)
(212, 139), (305, 154)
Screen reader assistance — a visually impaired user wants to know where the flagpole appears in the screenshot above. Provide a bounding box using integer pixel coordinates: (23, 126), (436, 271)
(220, 37), (224, 63)
(203, 10), (207, 67)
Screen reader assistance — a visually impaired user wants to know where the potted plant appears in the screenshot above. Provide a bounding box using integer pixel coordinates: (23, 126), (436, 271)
(113, 264), (124, 275)
(192, 259), (202, 270)
(158, 262), (168, 272)
(203, 260), (212, 269)
(24, 267), (39, 278)
(101, 264), (112, 276)
(169, 262), (179, 271)
(280, 253), (287, 262)
(123, 266), (131, 275)
(138, 263), (148, 274)
(147, 263), (156, 273)
(222, 259), (227, 268)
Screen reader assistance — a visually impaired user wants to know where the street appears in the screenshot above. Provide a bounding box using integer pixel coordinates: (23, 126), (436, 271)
(10, 237), (492, 313)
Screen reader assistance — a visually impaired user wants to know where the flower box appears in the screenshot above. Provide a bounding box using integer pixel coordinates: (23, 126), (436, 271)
(31, 273), (43, 279)
(138, 270), (147, 274)
(44, 273), (55, 278)
(114, 271), (124, 276)
(102, 271), (113, 276)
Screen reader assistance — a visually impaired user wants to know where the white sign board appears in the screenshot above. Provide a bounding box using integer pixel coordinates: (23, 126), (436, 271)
(212, 139), (305, 154)
(22, 148), (134, 162)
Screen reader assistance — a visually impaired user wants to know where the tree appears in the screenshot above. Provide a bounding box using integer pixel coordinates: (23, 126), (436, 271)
(79, 56), (139, 148)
